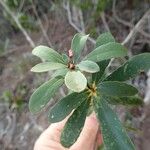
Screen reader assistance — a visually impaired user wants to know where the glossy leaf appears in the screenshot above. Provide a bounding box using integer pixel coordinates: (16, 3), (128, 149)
(84, 42), (127, 62)
(65, 71), (87, 92)
(105, 96), (143, 106)
(96, 32), (115, 48)
(71, 33), (89, 62)
(99, 81), (138, 97)
(48, 91), (88, 123)
(77, 60), (100, 73)
(94, 96), (135, 150)
(32, 45), (64, 63)
(92, 60), (110, 84)
(61, 100), (89, 147)
(29, 77), (63, 114)
(105, 53), (150, 81)
(31, 62), (66, 72)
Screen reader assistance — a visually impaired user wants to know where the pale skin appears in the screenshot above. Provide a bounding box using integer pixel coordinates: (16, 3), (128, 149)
(34, 114), (102, 150)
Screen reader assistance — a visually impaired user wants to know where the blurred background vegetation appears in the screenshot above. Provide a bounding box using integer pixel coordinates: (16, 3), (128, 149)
(0, 0), (150, 149)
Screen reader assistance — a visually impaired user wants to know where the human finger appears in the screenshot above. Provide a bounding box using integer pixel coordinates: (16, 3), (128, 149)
(71, 113), (99, 150)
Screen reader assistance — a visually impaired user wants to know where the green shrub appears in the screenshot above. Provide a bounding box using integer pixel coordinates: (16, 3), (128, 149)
(29, 32), (150, 149)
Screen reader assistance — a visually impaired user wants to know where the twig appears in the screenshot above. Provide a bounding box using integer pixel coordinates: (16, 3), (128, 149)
(100, 12), (110, 32)
(3, 113), (17, 147)
(112, 0), (132, 27)
(63, 1), (96, 44)
(29, 115), (44, 132)
(122, 9), (150, 45)
(113, 0), (150, 44)
(144, 70), (150, 104)
(108, 9), (150, 68)
(0, 0), (35, 48)
(78, 8), (85, 33)
(31, 0), (52, 47)
(17, 0), (25, 13)
(63, 0), (149, 70)
(0, 45), (29, 58)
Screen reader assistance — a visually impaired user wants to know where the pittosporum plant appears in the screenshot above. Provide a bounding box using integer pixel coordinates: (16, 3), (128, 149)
(29, 32), (150, 149)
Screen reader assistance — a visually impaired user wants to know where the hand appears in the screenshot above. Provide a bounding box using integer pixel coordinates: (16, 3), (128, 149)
(34, 114), (102, 150)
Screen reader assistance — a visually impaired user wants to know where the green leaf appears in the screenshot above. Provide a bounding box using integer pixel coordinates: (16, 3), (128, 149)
(92, 60), (110, 84)
(92, 32), (114, 84)
(29, 77), (64, 114)
(105, 53), (150, 81)
(94, 96), (135, 150)
(62, 54), (69, 64)
(31, 62), (66, 72)
(98, 81), (138, 97)
(65, 71), (87, 92)
(105, 96), (143, 106)
(48, 91), (88, 123)
(71, 33), (89, 62)
(96, 32), (115, 48)
(84, 42), (127, 62)
(61, 100), (89, 147)
(77, 60), (100, 73)
(52, 68), (68, 78)
(32, 45), (64, 63)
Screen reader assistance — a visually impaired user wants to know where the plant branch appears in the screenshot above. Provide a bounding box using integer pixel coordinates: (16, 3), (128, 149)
(108, 9), (150, 68)
(100, 12), (110, 32)
(0, 0), (35, 48)
(144, 70), (150, 104)
(63, 1), (96, 44)
(31, 0), (52, 47)
(113, 0), (150, 45)
(63, 0), (149, 70)
(122, 9), (150, 45)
